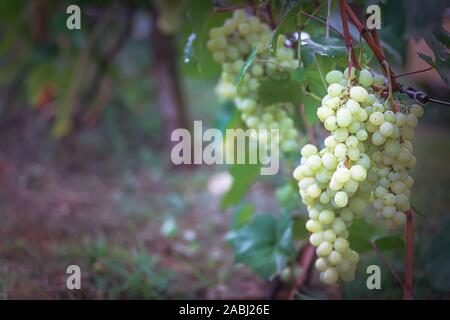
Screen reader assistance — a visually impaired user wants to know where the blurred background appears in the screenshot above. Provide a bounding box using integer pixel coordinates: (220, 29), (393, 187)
(0, 0), (449, 299)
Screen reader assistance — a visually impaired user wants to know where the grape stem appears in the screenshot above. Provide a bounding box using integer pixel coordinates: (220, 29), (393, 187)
(395, 67), (434, 79)
(341, 2), (399, 90)
(288, 243), (316, 299)
(266, 0), (277, 29)
(339, 0), (361, 74)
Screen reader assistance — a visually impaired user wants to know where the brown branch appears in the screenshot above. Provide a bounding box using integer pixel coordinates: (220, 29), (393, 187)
(342, 1), (399, 90)
(404, 209), (414, 299)
(289, 243), (316, 299)
(339, 0), (360, 71)
(395, 67), (434, 79)
(266, 0), (276, 29)
(371, 240), (404, 288)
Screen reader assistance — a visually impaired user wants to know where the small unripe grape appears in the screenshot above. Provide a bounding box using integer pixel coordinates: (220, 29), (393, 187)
(328, 83), (344, 97)
(382, 205), (396, 218)
(322, 153), (338, 170)
(317, 106), (334, 121)
(310, 232), (325, 246)
(329, 251), (343, 266)
(306, 219), (322, 232)
(359, 69), (374, 87)
(325, 116), (338, 131)
(334, 191), (349, 208)
(322, 267), (339, 284)
(336, 108), (352, 127)
(325, 70), (344, 84)
(319, 209), (335, 224)
(334, 167), (350, 183)
(334, 143), (347, 159)
(334, 127), (349, 142)
(406, 114), (418, 127)
(356, 129), (368, 141)
(410, 104), (424, 118)
(346, 135), (359, 148)
(315, 258), (329, 272)
(306, 155), (322, 170)
(349, 197), (366, 213)
(332, 218), (346, 234)
(301, 144), (318, 158)
(251, 64), (264, 77)
(350, 165), (367, 181)
(383, 192), (396, 206)
(350, 86), (369, 102)
(344, 179), (358, 194)
(324, 136), (337, 149)
(307, 184), (322, 198)
(334, 237), (349, 253)
(380, 122), (394, 137)
(340, 208), (354, 222)
(372, 131), (386, 146)
(369, 111), (384, 126)
(324, 230), (337, 241)
(373, 74), (385, 86)
(317, 241), (333, 257)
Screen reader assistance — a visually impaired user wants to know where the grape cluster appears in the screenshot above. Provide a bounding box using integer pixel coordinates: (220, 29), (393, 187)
(293, 67), (423, 284)
(208, 10), (300, 152)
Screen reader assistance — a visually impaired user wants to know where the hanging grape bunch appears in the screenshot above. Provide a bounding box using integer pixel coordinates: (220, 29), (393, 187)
(293, 67), (424, 284)
(208, 9), (300, 152)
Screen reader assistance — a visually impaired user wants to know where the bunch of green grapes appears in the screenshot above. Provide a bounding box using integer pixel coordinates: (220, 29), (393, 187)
(208, 9), (299, 152)
(293, 67), (423, 284)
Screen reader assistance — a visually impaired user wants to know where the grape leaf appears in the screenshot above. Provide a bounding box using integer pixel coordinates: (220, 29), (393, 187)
(302, 37), (347, 57)
(348, 219), (375, 253)
(418, 52), (449, 86)
(221, 161), (260, 209)
(185, 0), (230, 77)
(290, 68), (307, 83)
(258, 77), (302, 106)
(236, 47), (257, 94)
(227, 214), (296, 279)
(232, 204), (254, 230)
(372, 236), (404, 251)
(269, 3), (301, 53)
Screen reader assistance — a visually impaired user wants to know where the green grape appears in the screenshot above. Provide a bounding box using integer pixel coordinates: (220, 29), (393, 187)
(326, 70), (344, 84)
(359, 69), (374, 87)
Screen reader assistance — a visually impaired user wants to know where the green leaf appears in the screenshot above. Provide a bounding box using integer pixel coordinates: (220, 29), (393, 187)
(348, 218), (375, 254)
(236, 47), (257, 94)
(290, 68), (307, 83)
(227, 214), (296, 279)
(418, 52), (449, 86)
(302, 37), (347, 57)
(427, 220), (450, 291)
(221, 162), (260, 209)
(372, 236), (404, 252)
(232, 204), (254, 230)
(292, 216), (307, 240)
(269, 3), (302, 53)
(185, 0), (230, 77)
(220, 111), (261, 209)
(258, 77), (302, 106)
(300, 93), (319, 125)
